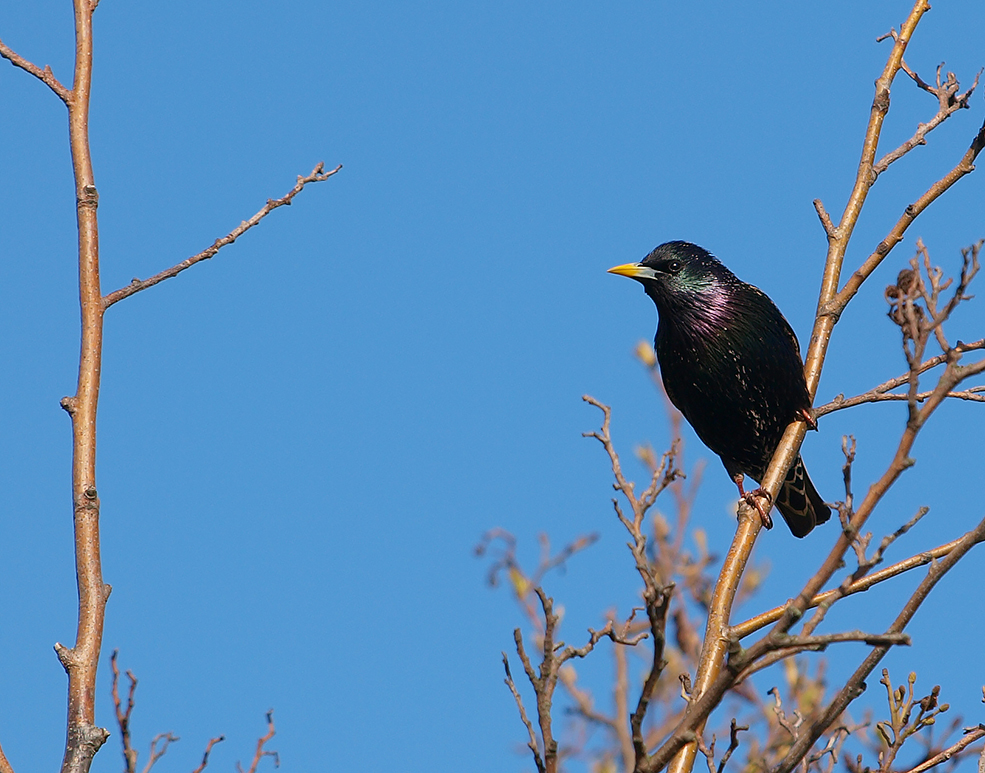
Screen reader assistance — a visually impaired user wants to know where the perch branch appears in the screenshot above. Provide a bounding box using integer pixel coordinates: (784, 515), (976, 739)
(656, 9), (934, 773)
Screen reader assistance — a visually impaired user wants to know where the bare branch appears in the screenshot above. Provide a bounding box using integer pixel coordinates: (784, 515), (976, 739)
(874, 64), (981, 177)
(582, 396), (679, 765)
(0, 743), (15, 773)
(830, 115), (985, 315)
(817, 338), (985, 416)
(813, 199), (836, 239)
(771, 515), (985, 773)
(718, 719), (748, 773)
(503, 654), (545, 773)
(103, 163), (343, 308)
(141, 733), (178, 773)
(237, 711), (278, 773)
(902, 725), (985, 773)
(111, 651), (138, 773)
(190, 737), (225, 773)
(732, 529), (980, 640)
(0, 37), (72, 102)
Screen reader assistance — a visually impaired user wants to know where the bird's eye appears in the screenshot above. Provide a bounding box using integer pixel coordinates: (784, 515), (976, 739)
(665, 259), (683, 274)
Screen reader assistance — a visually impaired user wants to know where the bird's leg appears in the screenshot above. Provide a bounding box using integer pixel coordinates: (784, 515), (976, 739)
(797, 407), (818, 431)
(732, 473), (773, 530)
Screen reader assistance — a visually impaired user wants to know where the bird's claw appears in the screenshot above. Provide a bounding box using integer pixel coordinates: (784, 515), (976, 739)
(733, 473), (773, 529)
(742, 488), (774, 530)
(798, 407), (818, 431)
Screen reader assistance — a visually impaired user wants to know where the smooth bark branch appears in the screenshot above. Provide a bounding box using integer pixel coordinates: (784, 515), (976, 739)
(51, 2), (112, 772)
(102, 163), (342, 308)
(658, 10), (932, 771)
(0, 744), (14, 773)
(4, 4), (338, 772)
(806, 0), (930, 386)
(662, 511), (761, 773)
(0, 37), (72, 102)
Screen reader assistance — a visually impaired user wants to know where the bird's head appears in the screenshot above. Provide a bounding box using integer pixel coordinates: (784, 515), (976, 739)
(607, 242), (736, 310)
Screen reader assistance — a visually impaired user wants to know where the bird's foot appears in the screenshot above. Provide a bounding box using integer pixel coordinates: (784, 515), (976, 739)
(733, 474), (774, 530)
(798, 407), (818, 431)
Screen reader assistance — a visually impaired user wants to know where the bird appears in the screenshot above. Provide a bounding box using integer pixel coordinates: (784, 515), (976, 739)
(608, 241), (830, 538)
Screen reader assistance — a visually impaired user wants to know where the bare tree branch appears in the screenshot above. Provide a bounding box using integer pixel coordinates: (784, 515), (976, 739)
(54, 3), (113, 770)
(771, 515), (985, 773)
(902, 725), (985, 773)
(0, 743), (15, 773)
(873, 62), (981, 177)
(503, 654), (545, 773)
(0, 37), (72, 102)
(141, 733), (178, 773)
(731, 531), (983, 640)
(103, 163), (342, 308)
(111, 650), (138, 773)
(582, 396), (680, 766)
(190, 736), (225, 773)
(236, 711), (278, 773)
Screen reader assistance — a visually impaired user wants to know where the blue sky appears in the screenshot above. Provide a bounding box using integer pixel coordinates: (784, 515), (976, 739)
(1, 2), (984, 771)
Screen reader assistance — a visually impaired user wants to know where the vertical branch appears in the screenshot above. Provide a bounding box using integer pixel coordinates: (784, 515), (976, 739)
(53, 1), (112, 771)
(808, 0), (930, 392)
(661, 8), (932, 773)
(664, 512), (761, 773)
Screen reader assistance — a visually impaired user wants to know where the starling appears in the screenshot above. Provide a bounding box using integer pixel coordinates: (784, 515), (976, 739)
(608, 241), (830, 537)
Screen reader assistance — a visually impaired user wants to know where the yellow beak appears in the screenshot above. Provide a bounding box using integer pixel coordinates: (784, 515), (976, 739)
(607, 263), (652, 279)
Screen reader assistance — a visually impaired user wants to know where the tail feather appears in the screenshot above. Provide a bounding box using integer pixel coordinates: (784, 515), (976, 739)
(775, 456), (831, 538)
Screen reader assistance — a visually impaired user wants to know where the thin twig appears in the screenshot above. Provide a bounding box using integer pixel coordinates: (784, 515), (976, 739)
(768, 631), (910, 650)
(873, 64), (981, 176)
(190, 737), (225, 773)
(830, 115), (985, 316)
(0, 38), (72, 102)
(582, 396), (679, 766)
(503, 654), (545, 773)
(237, 711), (278, 773)
(902, 725), (985, 773)
(718, 720), (748, 773)
(817, 338), (985, 416)
(141, 734), (178, 773)
(103, 163), (343, 308)
(731, 531), (977, 640)
(111, 650), (138, 773)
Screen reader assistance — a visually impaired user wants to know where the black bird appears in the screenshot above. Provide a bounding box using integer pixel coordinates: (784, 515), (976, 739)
(608, 241), (830, 537)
